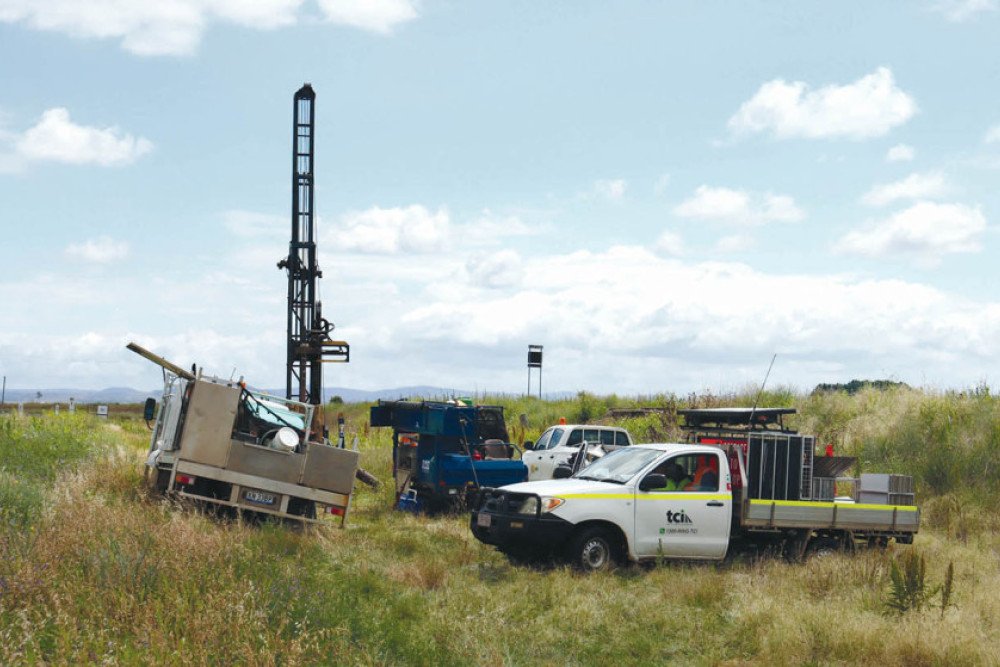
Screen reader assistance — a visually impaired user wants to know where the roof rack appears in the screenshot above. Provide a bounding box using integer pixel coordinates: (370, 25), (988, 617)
(678, 407), (796, 432)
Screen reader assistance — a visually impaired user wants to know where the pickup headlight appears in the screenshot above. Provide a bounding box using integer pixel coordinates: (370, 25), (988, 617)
(517, 496), (565, 515)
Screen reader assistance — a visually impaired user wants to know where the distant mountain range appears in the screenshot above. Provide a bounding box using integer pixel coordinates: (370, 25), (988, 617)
(0, 385), (481, 405)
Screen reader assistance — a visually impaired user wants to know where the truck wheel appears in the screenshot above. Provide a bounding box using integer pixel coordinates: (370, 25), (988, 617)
(147, 466), (171, 494)
(287, 498), (317, 520)
(569, 526), (617, 572)
(808, 537), (840, 559)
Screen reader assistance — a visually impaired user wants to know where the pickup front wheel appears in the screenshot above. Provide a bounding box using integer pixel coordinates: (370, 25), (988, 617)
(568, 526), (618, 572)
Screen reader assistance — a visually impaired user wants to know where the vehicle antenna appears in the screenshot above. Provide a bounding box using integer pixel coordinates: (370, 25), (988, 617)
(748, 353), (777, 429)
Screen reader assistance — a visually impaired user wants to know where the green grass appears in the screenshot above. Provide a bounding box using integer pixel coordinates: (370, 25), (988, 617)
(0, 413), (107, 527)
(3, 390), (1000, 665)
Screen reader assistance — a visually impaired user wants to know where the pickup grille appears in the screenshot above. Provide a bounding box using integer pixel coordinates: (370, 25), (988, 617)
(479, 489), (534, 514)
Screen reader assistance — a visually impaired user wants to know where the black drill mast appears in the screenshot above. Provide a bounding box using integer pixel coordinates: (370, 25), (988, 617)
(278, 84), (348, 406)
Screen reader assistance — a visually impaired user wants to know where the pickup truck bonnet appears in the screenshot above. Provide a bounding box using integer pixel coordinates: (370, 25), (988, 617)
(495, 479), (628, 496)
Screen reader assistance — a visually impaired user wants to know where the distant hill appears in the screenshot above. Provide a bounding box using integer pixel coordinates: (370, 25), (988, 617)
(1, 385), (477, 405)
(1, 387), (158, 404)
(257, 386), (475, 404)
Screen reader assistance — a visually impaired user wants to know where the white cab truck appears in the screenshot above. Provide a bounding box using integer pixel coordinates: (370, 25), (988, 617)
(522, 424), (634, 481)
(471, 442), (919, 570)
(130, 342), (360, 525)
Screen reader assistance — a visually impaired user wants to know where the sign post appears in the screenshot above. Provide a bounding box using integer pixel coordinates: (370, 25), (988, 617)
(527, 345), (543, 398)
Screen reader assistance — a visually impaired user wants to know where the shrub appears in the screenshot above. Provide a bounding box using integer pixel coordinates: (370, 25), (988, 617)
(884, 550), (939, 615)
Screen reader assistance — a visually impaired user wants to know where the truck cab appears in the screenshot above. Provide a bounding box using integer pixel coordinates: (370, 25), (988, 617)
(522, 424), (634, 481)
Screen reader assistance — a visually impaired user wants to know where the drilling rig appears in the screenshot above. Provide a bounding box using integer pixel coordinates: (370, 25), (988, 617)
(278, 83), (349, 410)
(127, 84), (367, 524)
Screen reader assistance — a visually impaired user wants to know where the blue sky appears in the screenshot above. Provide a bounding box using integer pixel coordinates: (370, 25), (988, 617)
(2, 0), (1000, 396)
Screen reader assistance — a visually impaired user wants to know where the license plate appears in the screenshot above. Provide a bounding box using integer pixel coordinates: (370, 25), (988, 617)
(245, 490), (276, 506)
(476, 513), (491, 528)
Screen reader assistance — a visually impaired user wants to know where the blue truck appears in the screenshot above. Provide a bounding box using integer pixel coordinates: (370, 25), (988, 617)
(370, 399), (528, 512)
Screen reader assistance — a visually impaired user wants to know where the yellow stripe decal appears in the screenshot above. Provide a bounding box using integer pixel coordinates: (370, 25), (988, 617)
(749, 499), (918, 512)
(559, 493), (731, 501)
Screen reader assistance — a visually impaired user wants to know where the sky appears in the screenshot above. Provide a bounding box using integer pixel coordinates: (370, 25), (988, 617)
(2, 0), (1000, 398)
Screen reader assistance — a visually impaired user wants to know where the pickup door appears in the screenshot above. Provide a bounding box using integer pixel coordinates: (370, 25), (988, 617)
(522, 427), (570, 480)
(633, 452), (732, 559)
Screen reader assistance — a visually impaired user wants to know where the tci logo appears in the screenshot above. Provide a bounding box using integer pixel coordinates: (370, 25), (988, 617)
(665, 510), (693, 524)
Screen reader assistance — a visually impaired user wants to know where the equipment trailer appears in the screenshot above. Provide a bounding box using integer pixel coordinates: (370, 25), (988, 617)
(471, 408), (918, 569)
(131, 343), (359, 525)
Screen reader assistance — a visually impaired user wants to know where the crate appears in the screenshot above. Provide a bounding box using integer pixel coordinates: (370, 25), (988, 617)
(746, 434), (815, 501)
(397, 490), (422, 513)
(859, 473), (915, 506)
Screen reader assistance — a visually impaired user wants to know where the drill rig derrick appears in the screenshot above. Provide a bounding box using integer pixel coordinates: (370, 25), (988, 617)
(278, 83), (348, 408)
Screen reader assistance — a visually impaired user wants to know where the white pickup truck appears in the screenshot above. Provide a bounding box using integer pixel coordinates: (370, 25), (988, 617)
(521, 424), (633, 481)
(471, 443), (919, 570)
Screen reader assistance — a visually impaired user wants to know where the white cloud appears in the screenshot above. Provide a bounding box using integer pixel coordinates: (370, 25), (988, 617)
(728, 67), (917, 140)
(465, 250), (523, 289)
(835, 201), (986, 267)
(317, 0), (418, 34)
(331, 205), (450, 254)
(321, 205), (551, 256)
(675, 186), (749, 220)
(455, 210), (548, 246)
(985, 124), (1000, 144)
(16, 108), (152, 166)
(11, 240), (1000, 393)
(64, 236), (131, 263)
(654, 231), (684, 256)
(931, 0), (997, 22)
(0, 0), (416, 56)
(760, 194), (804, 222)
(593, 178), (627, 201)
(673, 186), (804, 225)
(383, 246), (1000, 391)
(861, 172), (951, 207)
(886, 144), (915, 162)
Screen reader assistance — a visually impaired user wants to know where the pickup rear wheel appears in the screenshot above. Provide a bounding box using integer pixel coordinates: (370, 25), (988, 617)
(569, 526), (617, 572)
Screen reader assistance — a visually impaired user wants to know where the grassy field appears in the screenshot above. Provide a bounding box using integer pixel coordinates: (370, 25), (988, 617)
(2, 388), (999, 665)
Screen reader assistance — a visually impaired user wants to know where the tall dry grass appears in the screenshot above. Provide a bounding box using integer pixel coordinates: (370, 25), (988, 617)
(4, 391), (1000, 665)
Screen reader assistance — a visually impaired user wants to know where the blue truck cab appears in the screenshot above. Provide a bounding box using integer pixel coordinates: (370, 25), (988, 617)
(370, 399), (528, 511)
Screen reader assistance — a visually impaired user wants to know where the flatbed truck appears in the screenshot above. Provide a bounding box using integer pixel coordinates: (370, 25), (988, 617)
(130, 342), (360, 525)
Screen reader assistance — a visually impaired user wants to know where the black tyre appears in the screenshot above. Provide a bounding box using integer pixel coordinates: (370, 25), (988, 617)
(808, 537), (840, 559)
(287, 498), (317, 520)
(568, 526), (618, 572)
(147, 466), (171, 494)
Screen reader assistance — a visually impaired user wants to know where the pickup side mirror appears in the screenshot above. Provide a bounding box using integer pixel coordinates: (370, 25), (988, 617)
(553, 465), (574, 479)
(143, 397), (157, 422)
(523, 441), (534, 451)
(639, 474), (667, 492)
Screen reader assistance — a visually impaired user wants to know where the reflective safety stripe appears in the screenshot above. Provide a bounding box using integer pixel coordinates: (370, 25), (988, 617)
(749, 499), (918, 512)
(558, 493), (731, 501)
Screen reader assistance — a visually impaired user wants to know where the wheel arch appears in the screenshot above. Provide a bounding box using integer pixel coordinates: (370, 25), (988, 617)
(569, 519), (631, 563)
